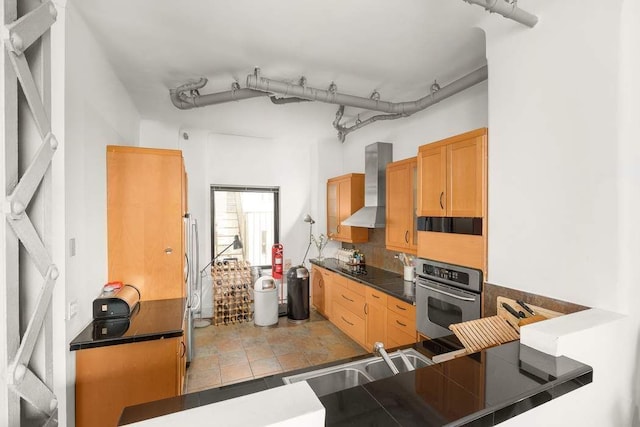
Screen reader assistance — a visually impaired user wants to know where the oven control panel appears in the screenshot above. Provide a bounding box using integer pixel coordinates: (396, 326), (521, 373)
(416, 258), (483, 292)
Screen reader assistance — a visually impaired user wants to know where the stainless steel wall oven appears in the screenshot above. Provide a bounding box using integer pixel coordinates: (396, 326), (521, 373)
(415, 258), (483, 339)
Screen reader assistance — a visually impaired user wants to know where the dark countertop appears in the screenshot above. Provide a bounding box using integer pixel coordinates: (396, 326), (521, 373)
(310, 258), (415, 304)
(119, 340), (592, 426)
(69, 298), (185, 351)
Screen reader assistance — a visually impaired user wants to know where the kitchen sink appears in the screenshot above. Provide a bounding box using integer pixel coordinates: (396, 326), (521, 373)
(282, 348), (433, 396)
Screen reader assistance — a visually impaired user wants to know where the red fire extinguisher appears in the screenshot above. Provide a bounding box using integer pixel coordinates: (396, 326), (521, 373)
(272, 243), (284, 279)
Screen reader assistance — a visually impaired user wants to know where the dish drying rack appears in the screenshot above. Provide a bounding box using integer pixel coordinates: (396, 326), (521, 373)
(210, 260), (254, 326)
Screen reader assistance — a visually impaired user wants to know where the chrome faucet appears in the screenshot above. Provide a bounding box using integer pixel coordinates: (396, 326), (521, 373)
(373, 342), (400, 375)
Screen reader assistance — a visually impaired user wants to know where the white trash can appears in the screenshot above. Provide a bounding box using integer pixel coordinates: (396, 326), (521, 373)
(253, 276), (278, 327)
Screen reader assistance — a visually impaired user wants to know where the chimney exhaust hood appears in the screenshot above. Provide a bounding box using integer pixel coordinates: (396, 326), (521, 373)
(341, 142), (393, 228)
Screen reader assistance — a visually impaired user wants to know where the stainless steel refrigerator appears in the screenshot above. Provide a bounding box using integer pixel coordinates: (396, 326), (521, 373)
(183, 213), (200, 364)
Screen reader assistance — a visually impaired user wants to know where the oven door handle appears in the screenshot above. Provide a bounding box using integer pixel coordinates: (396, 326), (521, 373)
(417, 283), (476, 302)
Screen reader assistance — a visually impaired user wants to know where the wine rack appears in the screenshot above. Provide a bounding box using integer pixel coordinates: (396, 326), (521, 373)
(211, 260), (254, 326)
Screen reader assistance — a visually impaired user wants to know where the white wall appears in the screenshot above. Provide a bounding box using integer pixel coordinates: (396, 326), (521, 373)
(478, 0), (639, 424)
(53, 3), (141, 425)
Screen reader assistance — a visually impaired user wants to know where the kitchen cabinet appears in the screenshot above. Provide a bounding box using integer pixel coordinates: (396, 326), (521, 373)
(417, 128), (487, 218)
(386, 296), (417, 348)
(107, 146), (186, 301)
(327, 173), (368, 243)
(331, 277), (367, 348)
(311, 265), (326, 316)
(364, 287), (387, 351)
(385, 157), (418, 254)
(75, 337), (182, 427)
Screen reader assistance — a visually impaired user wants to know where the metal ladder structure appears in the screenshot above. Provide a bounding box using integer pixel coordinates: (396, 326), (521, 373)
(2, 0), (59, 425)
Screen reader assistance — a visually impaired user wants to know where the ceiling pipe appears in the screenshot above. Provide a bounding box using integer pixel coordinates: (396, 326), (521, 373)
(333, 105), (404, 143)
(462, 0), (538, 28)
(170, 78), (267, 110)
(246, 65), (488, 116)
(269, 96), (311, 105)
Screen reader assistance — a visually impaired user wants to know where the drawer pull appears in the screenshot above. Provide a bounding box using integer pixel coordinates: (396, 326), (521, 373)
(342, 294), (354, 303)
(396, 320), (407, 327)
(341, 316), (354, 326)
(372, 294), (380, 299)
(396, 304), (407, 311)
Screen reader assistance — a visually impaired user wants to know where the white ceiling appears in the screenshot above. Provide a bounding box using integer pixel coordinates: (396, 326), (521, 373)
(72, 0), (490, 130)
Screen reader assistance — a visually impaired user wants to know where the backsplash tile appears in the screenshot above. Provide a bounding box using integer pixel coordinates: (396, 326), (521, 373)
(341, 228), (405, 274)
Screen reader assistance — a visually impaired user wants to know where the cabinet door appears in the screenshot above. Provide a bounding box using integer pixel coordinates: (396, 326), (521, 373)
(386, 158), (418, 254)
(311, 267), (325, 315)
(322, 269), (334, 320)
(447, 136), (484, 217)
(327, 181), (339, 237)
(76, 338), (179, 427)
(365, 288), (387, 351)
(107, 147), (184, 301)
(326, 174), (367, 243)
(337, 178), (353, 239)
(418, 145), (447, 216)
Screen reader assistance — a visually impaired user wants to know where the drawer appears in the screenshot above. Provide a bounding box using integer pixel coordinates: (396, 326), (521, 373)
(365, 287), (388, 305)
(387, 309), (416, 337)
(333, 286), (365, 318)
(345, 278), (366, 296)
(332, 302), (366, 345)
(387, 296), (415, 317)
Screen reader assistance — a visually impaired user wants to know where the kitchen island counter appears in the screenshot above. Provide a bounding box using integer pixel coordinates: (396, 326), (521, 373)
(119, 340), (592, 426)
(70, 298), (185, 351)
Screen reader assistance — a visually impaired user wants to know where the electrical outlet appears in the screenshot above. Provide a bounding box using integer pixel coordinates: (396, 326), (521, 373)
(284, 258), (292, 272)
(68, 299), (78, 319)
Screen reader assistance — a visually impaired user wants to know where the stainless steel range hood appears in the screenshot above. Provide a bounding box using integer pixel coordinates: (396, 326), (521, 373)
(341, 142), (393, 228)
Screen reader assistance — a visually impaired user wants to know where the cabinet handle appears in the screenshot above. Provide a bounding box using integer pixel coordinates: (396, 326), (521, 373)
(439, 192), (444, 210)
(364, 303), (368, 315)
(342, 294), (354, 303)
(404, 230), (409, 243)
(165, 247), (173, 254)
(396, 304), (407, 311)
(337, 225), (341, 234)
(372, 294), (380, 299)
(180, 341), (186, 358)
(396, 320), (407, 327)
(341, 316), (354, 326)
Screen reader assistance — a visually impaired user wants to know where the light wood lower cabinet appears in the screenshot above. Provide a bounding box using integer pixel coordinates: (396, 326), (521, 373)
(311, 265), (326, 316)
(314, 265), (418, 352)
(365, 287), (387, 351)
(75, 337), (183, 427)
(386, 296), (417, 348)
(331, 278), (367, 348)
(332, 302), (366, 345)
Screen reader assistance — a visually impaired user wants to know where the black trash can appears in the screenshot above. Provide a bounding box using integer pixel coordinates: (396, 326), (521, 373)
(286, 265), (309, 323)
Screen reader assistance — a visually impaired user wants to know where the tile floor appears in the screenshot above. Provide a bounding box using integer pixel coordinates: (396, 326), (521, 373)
(185, 309), (367, 393)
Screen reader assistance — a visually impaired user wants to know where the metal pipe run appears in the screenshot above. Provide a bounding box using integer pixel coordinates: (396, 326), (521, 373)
(463, 0), (538, 28)
(246, 66), (488, 116)
(170, 78), (267, 110)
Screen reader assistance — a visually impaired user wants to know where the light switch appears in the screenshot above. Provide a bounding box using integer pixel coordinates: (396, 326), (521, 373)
(69, 238), (76, 257)
(68, 299), (78, 319)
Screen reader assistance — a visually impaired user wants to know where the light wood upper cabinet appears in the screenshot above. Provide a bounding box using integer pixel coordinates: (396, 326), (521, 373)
(327, 173), (368, 243)
(418, 128), (487, 218)
(107, 146), (185, 301)
(386, 157), (418, 254)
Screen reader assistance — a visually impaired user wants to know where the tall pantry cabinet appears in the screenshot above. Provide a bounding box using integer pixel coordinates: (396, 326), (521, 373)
(106, 146), (186, 300)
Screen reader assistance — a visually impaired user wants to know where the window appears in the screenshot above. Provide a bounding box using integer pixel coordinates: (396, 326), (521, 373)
(210, 186), (279, 268)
